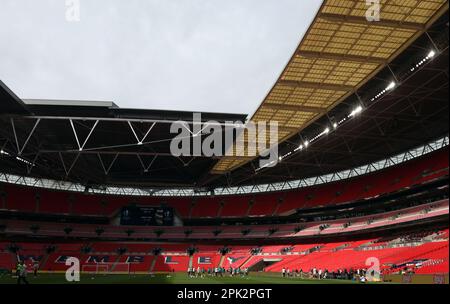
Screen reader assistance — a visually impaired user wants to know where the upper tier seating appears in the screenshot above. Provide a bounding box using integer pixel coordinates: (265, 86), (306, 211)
(190, 198), (221, 218)
(0, 147), (448, 219)
(219, 196), (250, 217)
(248, 193), (280, 217)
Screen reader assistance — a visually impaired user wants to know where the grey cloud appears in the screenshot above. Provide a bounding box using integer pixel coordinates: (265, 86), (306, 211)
(0, 0), (322, 115)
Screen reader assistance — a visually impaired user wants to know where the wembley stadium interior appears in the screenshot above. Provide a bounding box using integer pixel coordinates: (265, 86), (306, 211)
(0, 0), (449, 285)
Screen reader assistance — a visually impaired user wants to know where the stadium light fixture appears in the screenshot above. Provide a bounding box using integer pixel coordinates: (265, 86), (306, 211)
(410, 50), (436, 72)
(370, 81), (396, 102)
(324, 127), (330, 134)
(294, 144), (304, 152)
(333, 122), (338, 129)
(15, 156), (34, 166)
(349, 105), (363, 117)
(304, 140), (309, 148)
(386, 81), (396, 91)
(280, 151), (292, 160)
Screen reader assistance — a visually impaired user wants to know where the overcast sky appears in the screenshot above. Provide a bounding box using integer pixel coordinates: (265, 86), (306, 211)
(0, 0), (322, 116)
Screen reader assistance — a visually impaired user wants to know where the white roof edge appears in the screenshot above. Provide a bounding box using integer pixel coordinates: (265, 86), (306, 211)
(22, 99), (118, 108)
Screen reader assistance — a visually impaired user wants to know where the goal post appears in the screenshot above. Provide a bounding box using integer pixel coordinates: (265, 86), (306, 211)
(81, 263), (141, 275)
(81, 263), (110, 275)
(113, 263), (131, 274)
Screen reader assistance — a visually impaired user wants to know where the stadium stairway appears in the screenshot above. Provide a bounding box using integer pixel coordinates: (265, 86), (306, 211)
(332, 244), (350, 252)
(188, 201), (195, 219)
(188, 255), (193, 269)
(149, 256), (157, 273)
(272, 200), (283, 217)
(109, 255), (122, 272)
(39, 252), (51, 271)
(218, 255), (225, 268)
(245, 201), (252, 217)
(240, 256), (256, 269)
(216, 202), (224, 218)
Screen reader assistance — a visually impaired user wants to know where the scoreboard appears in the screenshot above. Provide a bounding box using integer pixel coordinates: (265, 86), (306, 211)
(120, 205), (174, 226)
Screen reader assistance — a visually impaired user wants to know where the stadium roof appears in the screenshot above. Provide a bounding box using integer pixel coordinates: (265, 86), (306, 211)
(211, 0), (449, 174)
(0, 1), (448, 191)
(0, 89), (247, 187)
(208, 11), (449, 188)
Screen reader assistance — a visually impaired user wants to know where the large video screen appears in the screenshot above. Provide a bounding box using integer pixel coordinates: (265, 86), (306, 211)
(120, 205), (174, 226)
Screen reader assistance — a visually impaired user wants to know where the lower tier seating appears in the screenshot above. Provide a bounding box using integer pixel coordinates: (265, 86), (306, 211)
(1, 230), (447, 276)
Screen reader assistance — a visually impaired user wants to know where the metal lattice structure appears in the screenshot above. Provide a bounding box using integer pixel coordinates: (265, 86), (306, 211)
(0, 135), (447, 197)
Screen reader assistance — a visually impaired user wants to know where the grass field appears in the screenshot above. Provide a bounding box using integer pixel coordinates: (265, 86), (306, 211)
(0, 272), (367, 284)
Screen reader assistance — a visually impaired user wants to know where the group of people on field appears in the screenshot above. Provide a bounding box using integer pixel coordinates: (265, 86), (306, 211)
(187, 266), (249, 278)
(280, 267), (370, 281)
(14, 260), (39, 284)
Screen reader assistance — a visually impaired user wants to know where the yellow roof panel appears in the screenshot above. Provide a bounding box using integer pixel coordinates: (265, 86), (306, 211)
(211, 0), (448, 174)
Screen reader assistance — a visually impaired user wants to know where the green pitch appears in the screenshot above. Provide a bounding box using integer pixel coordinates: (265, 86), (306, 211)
(0, 272), (368, 284)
